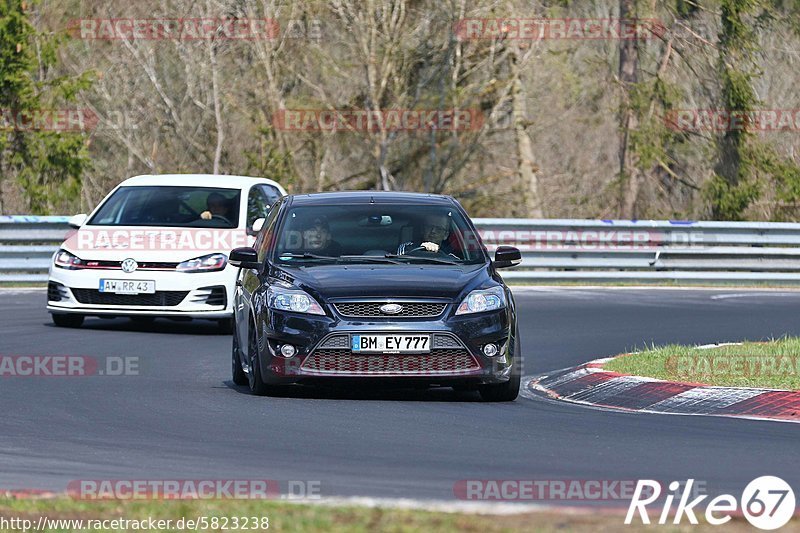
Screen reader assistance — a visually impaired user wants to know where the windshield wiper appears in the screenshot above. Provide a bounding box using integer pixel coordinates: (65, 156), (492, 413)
(338, 255), (403, 265)
(384, 254), (461, 265)
(277, 253), (339, 261)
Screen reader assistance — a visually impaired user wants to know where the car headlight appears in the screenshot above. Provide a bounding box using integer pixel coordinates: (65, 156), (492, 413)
(455, 286), (506, 315)
(54, 249), (85, 270)
(267, 286), (325, 315)
(177, 253), (227, 273)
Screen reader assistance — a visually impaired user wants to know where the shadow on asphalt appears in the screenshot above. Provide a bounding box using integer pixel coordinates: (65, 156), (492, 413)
(222, 380), (494, 402)
(42, 317), (228, 336)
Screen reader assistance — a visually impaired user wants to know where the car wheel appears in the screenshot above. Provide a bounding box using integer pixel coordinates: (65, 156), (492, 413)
(51, 313), (84, 328)
(231, 329), (248, 386)
(217, 318), (234, 335)
(246, 322), (273, 396)
(478, 337), (521, 402)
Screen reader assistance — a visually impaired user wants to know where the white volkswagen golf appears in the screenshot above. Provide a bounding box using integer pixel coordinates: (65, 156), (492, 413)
(47, 174), (286, 331)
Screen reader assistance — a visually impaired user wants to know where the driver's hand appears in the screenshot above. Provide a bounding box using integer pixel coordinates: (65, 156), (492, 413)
(200, 210), (212, 220)
(421, 241), (440, 252)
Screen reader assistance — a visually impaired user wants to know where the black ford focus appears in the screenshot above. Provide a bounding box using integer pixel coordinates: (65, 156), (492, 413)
(229, 192), (522, 401)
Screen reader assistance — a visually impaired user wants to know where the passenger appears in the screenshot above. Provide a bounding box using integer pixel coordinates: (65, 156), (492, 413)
(301, 216), (343, 256)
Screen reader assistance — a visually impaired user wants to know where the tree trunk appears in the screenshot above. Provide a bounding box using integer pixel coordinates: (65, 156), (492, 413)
(510, 46), (543, 218)
(618, 0), (640, 219)
(208, 6), (223, 176)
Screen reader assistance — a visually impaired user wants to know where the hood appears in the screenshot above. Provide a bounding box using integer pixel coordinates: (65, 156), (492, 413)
(274, 263), (489, 301)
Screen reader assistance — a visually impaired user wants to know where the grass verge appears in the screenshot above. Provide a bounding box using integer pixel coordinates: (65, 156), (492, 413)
(604, 338), (800, 389)
(0, 497), (786, 532)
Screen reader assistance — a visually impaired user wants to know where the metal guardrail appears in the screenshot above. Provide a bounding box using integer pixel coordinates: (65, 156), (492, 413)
(2, 216), (800, 284)
(0, 216), (69, 283)
(477, 219), (800, 283)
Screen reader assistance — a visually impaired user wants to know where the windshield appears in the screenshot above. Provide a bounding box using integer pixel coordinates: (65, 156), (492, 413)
(274, 204), (486, 265)
(88, 186), (242, 228)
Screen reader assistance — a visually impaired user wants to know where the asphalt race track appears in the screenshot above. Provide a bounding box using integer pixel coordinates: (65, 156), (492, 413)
(1, 288), (799, 502)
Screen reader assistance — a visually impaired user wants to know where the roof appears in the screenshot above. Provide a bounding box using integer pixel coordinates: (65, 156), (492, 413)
(288, 191), (454, 206)
(120, 174), (286, 192)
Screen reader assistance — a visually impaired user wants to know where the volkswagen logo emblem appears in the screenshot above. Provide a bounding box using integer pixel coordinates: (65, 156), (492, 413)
(379, 303), (403, 315)
(121, 258), (138, 273)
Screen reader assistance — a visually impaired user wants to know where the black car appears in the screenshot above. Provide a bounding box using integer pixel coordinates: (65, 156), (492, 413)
(229, 191), (523, 401)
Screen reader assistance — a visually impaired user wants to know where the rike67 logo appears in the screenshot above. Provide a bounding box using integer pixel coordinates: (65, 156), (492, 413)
(626, 476), (796, 530)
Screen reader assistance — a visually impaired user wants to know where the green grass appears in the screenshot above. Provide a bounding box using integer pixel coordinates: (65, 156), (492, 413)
(0, 497), (780, 532)
(0, 282), (46, 288)
(604, 338), (800, 389)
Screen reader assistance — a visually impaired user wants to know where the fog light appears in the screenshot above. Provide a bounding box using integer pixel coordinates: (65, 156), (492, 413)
(280, 344), (296, 358)
(483, 343), (498, 357)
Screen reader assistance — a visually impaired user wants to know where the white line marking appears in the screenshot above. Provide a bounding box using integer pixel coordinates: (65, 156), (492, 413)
(511, 286), (800, 293)
(246, 496), (556, 515)
(709, 292), (800, 300)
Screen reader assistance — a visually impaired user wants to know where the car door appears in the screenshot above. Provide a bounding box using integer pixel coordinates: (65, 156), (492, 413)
(234, 198), (283, 352)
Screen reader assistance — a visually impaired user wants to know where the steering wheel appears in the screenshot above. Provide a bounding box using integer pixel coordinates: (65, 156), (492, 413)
(179, 200), (199, 217)
(211, 214), (232, 225)
(406, 246), (432, 253)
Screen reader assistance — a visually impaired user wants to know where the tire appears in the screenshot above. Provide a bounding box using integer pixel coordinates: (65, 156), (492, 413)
(246, 322), (274, 396)
(217, 318), (234, 335)
(479, 336), (521, 402)
(231, 328), (248, 386)
(51, 313), (84, 328)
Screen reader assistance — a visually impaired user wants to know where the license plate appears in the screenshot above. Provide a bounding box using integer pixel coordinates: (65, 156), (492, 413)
(99, 279), (155, 294)
(351, 334), (430, 353)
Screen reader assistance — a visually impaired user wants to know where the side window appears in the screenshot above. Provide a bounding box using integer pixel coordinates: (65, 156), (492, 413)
(246, 187), (270, 228)
(259, 184), (282, 206)
(255, 200), (282, 261)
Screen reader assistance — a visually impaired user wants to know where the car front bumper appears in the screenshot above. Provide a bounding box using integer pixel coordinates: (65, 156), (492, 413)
(47, 266), (235, 319)
(256, 306), (516, 385)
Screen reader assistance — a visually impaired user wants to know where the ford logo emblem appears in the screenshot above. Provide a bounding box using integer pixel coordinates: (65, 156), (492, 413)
(121, 258), (138, 273)
(379, 303), (403, 315)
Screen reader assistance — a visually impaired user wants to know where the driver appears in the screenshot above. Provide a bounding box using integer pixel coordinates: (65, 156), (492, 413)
(200, 193), (231, 222)
(397, 213), (451, 255)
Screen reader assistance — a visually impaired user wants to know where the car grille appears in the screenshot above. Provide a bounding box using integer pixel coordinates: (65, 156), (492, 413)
(73, 260), (180, 271)
(304, 334), (480, 375)
(333, 302), (447, 318)
(71, 289), (188, 307)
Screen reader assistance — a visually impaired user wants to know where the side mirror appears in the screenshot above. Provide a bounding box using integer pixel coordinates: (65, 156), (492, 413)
(247, 217), (266, 236)
(229, 247), (261, 270)
(68, 213), (88, 228)
(493, 246), (522, 268)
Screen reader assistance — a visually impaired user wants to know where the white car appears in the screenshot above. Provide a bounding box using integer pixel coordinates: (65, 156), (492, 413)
(47, 174), (286, 331)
